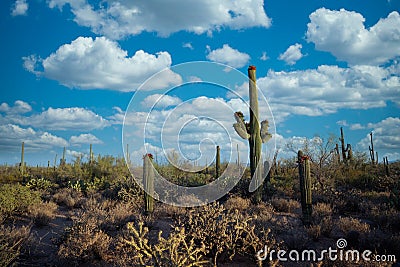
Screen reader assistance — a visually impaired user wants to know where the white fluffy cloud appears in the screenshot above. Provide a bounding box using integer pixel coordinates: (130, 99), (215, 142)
(0, 103), (109, 131)
(357, 117), (400, 159)
(11, 0), (28, 16)
(70, 133), (103, 145)
(278, 43), (303, 65)
(0, 100), (32, 114)
(307, 8), (400, 65)
(47, 0), (271, 39)
(141, 94), (182, 109)
(231, 64), (400, 123)
(23, 36), (182, 91)
(25, 107), (109, 131)
(206, 44), (250, 68)
(0, 124), (68, 151)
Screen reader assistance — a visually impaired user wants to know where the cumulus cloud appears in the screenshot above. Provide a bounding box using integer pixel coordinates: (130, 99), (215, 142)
(0, 100), (32, 114)
(0, 124), (68, 151)
(0, 102), (109, 131)
(47, 0), (271, 39)
(357, 117), (400, 159)
(70, 133), (103, 145)
(183, 42), (194, 50)
(307, 8), (400, 65)
(25, 107), (109, 131)
(23, 36), (182, 91)
(11, 0), (28, 16)
(206, 44), (250, 68)
(231, 63), (400, 123)
(141, 94), (182, 109)
(278, 43), (303, 65)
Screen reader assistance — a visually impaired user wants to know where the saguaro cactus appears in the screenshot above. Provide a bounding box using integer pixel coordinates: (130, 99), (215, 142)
(383, 156), (390, 176)
(233, 66), (272, 203)
(298, 150), (312, 224)
(369, 132), (375, 164)
(60, 147), (66, 166)
(20, 141), (25, 176)
(143, 154), (154, 214)
(215, 145), (221, 178)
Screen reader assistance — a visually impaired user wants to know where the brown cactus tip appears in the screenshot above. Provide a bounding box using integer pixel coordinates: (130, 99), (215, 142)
(248, 65), (256, 70)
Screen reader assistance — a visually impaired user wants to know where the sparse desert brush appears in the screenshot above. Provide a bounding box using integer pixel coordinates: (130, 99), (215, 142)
(312, 202), (333, 237)
(0, 224), (31, 267)
(271, 197), (300, 213)
(306, 224), (321, 241)
(52, 187), (83, 209)
(223, 195), (251, 211)
(119, 221), (209, 267)
(28, 201), (58, 226)
(58, 212), (112, 264)
(251, 202), (274, 224)
(0, 183), (41, 221)
(177, 202), (278, 266)
(338, 217), (370, 236)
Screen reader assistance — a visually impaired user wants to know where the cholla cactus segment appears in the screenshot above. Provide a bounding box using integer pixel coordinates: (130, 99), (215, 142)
(260, 120), (272, 143)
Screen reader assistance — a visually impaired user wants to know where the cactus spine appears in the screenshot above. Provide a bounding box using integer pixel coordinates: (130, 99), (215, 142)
(143, 154), (154, 214)
(215, 145), (221, 178)
(20, 141), (25, 176)
(298, 150), (312, 224)
(233, 65), (272, 203)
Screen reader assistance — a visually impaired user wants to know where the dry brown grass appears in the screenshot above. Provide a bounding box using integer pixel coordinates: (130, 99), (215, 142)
(338, 217), (370, 235)
(223, 195), (251, 211)
(52, 188), (83, 209)
(271, 197), (300, 213)
(0, 224), (31, 266)
(28, 201), (58, 226)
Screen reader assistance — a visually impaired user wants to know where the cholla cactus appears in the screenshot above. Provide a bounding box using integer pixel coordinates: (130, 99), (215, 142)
(233, 66), (272, 203)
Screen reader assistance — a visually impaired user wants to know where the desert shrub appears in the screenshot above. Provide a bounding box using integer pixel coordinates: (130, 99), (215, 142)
(28, 201), (58, 226)
(223, 195), (251, 211)
(271, 197), (300, 213)
(306, 224), (321, 241)
(177, 202), (278, 266)
(52, 187), (83, 209)
(0, 183), (41, 221)
(312, 202), (333, 237)
(0, 225), (31, 266)
(25, 177), (54, 191)
(338, 217), (370, 235)
(119, 221), (209, 266)
(58, 212), (112, 264)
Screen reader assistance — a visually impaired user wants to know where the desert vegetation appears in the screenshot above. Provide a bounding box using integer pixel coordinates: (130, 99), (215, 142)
(0, 138), (399, 266)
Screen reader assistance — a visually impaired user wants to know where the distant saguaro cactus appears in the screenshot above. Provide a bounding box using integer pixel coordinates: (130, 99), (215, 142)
(215, 145), (221, 178)
(143, 154), (155, 214)
(298, 150), (312, 224)
(20, 141), (25, 176)
(369, 132), (375, 165)
(233, 65), (272, 203)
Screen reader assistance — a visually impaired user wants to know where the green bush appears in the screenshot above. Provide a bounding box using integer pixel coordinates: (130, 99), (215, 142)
(0, 183), (41, 220)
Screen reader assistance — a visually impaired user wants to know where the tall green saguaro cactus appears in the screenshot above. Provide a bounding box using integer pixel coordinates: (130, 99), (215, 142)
(298, 150), (312, 224)
(215, 145), (221, 178)
(20, 141), (25, 177)
(233, 65), (272, 203)
(143, 154), (154, 214)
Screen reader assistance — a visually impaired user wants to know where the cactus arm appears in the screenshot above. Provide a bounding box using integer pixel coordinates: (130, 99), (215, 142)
(233, 111), (250, 139)
(260, 120), (272, 143)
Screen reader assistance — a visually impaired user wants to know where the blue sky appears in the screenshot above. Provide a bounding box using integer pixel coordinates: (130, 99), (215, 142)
(1, 0), (399, 166)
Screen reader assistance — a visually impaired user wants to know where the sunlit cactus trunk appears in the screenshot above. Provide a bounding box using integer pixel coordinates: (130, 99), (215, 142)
(215, 145), (221, 178)
(233, 66), (272, 204)
(20, 141), (25, 177)
(143, 154), (154, 214)
(298, 150), (312, 224)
